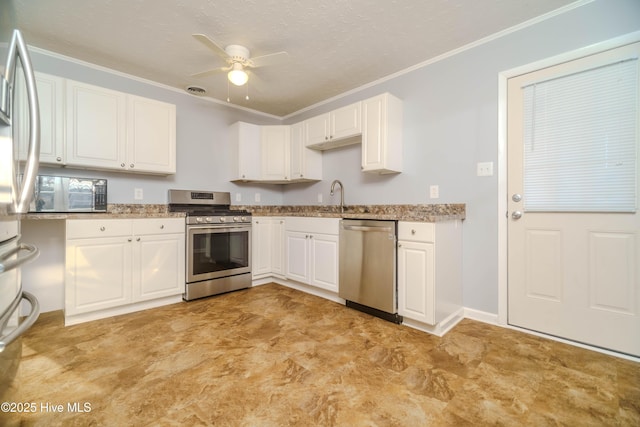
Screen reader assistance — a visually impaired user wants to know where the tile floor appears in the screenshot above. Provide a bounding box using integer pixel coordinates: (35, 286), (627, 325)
(2, 283), (639, 426)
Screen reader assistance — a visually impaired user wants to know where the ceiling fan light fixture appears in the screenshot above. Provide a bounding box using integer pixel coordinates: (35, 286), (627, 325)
(228, 63), (248, 86)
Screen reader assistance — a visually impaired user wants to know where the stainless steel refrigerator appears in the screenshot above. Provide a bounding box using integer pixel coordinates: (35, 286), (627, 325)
(0, 29), (41, 399)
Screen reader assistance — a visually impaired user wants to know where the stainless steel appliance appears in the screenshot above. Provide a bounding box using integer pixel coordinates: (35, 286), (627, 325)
(339, 219), (401, 323)
(30, 175), (107, 212)
(168, 190), (252, 301)
(0, 29), (42, 398)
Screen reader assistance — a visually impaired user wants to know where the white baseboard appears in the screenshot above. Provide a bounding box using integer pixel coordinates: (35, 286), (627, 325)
(64, 295), (183, 326)
(463, 307), (499, 325)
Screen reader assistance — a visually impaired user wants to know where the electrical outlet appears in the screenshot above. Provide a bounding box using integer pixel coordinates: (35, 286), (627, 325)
(235, 193), (242, 202)
(477, 162), (494, 177)
(134, 188), (143, 200)
(255, 193), (261, 203)
(430, 185), (439, 199)
(317, 193), (323, 204)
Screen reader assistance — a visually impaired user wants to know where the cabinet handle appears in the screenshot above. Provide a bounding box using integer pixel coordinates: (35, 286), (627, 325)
(127, 238), (132, 242)
(121, 163), (125, 168)
(398, 243), (402, 248)
(411, 229), (416, 235)
(136, 237), (141, 242)
(130, 164), (135, 168)
(160, 225), (165, 229)
(100, 226), (106, 231)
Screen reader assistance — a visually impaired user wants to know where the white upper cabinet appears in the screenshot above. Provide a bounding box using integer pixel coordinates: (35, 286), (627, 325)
(126, 95), (176, 174)
(261, 125), (290, 182)
(16, 72), (65, 165)
(305, 101), (361, 150)
(290, 121), (322, 182)
(230, 121), (262, 182)
(65, 79), (176, 175)
(362, 93), (403, 174)
(66, 80), (127, 171)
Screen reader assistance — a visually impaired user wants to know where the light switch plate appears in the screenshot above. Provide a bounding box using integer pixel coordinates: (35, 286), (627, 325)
(317, 193), (323, 203)
(235, 193), (242, 202)
(255, 193), (261, 203)
(477, 162), (494, 177)
(430, 185), (439, 199)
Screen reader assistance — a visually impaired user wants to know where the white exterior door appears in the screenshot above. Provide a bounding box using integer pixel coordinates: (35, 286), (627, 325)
(507, 42), (640, 357)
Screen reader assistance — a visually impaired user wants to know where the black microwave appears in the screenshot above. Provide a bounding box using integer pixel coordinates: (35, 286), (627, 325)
(30, 175), (107, 212)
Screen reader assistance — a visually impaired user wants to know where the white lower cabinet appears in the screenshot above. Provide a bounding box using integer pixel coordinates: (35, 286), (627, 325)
(397, 220), (462, 330)
(252, 217), (285, 279)
(65, 218), (184, 324)
(285, 218), (339, 292)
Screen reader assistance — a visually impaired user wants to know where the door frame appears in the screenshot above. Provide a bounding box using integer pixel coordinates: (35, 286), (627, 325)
(496, 31), (640, 338)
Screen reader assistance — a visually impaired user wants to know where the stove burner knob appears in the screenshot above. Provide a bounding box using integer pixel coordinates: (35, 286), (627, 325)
(205, 217), (214, 223)
(233, 216), (240, 222)
(196, 217), (204, 223)
(219, 217), (226, 223)
(241, 216), (248, 222)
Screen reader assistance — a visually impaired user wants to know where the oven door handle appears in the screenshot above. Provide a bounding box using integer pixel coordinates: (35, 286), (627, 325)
(189, 226), (251, 233)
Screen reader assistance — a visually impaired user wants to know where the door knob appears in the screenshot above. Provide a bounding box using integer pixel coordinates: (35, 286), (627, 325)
(512, 211), (523, 220)
(512, 194), (522, 202)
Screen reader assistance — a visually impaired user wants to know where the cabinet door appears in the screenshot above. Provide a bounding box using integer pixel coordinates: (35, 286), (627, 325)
(331, 102), (361, 140)
(304, 113), (330, 146)
(16, 72), (65, 165)
(271, 219), (285, 276)
(66, 80), (126, 170)
(289, 122), (304, 180)
(261, 125), (290, 181)
(362, 93), (403, 174)
(252, 218), (272, 278)
(133, 233), (184, 301)
(397, 240), (435, 324)
(127, 95), (176, 174)
(65, 236), (132, 315)
(309, 233), (339, 292)
(230, 121), (261, 181)
(285, 231), (309, 283)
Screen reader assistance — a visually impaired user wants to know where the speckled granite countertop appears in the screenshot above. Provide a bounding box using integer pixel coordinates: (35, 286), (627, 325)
(24, 203), (465, 222)
(235, 204), (465, 222)
(23, 204), (185, 220)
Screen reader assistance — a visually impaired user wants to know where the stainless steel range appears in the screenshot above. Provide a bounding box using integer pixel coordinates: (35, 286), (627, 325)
(168, 190), (251, 301)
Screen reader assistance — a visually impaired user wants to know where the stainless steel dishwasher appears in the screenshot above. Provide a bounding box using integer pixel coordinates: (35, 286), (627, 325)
(339, 219), (402, 323)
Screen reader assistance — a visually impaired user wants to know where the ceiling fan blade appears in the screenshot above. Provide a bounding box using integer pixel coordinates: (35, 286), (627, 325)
(190, 65), (230, 78)
(248, 51), (289, 68)
(192, 33), (229, 60)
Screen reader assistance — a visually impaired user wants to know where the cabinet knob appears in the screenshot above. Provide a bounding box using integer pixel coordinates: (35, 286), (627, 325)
(160, 225), (165, 229)
(284, 176), (288, 180)
(242, 174), (246, 178)
(325, 136), (329, 141)
(329, 135), (333, 139)
(127, 238), (132, 242)
(411, 229), (416, 235)
(398, 243), (402, 248)
(121, 163), (126, 168)
(130, 164), (135, 168)
(56, 157), (62, 162)
(100, 226), (106, 231)
(136, 237), (141, 242)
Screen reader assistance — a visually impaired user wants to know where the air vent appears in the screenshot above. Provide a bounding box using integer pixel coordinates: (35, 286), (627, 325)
(185, 86), (207, 96)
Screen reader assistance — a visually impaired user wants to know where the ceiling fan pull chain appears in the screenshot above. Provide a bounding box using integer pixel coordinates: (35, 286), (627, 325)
(227, 78), (230, 103)
(245, 81), (249, 101)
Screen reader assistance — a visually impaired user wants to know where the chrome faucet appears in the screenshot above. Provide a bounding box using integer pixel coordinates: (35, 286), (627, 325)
(330, 179), (345, 213)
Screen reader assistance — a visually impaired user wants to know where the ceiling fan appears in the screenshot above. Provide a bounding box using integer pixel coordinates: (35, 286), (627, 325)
(191, 34), (289, 86)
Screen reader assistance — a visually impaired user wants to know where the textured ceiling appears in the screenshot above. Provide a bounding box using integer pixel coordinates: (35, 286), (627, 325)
(7, 0), (578, 117)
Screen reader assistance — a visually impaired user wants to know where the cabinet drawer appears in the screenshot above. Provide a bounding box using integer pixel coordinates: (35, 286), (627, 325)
(398, 222), (435, 242)
(133, 218), (184, 235)
(67, 219), (132, 239)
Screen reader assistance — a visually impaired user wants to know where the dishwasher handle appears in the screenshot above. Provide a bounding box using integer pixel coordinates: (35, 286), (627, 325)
(341, 224), (394, 233)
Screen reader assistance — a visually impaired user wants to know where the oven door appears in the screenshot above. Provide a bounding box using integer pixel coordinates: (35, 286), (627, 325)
(187, 225), (251, 283)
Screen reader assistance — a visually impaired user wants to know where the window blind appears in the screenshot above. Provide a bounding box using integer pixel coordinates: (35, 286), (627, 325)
(523, 58), (638, 212)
